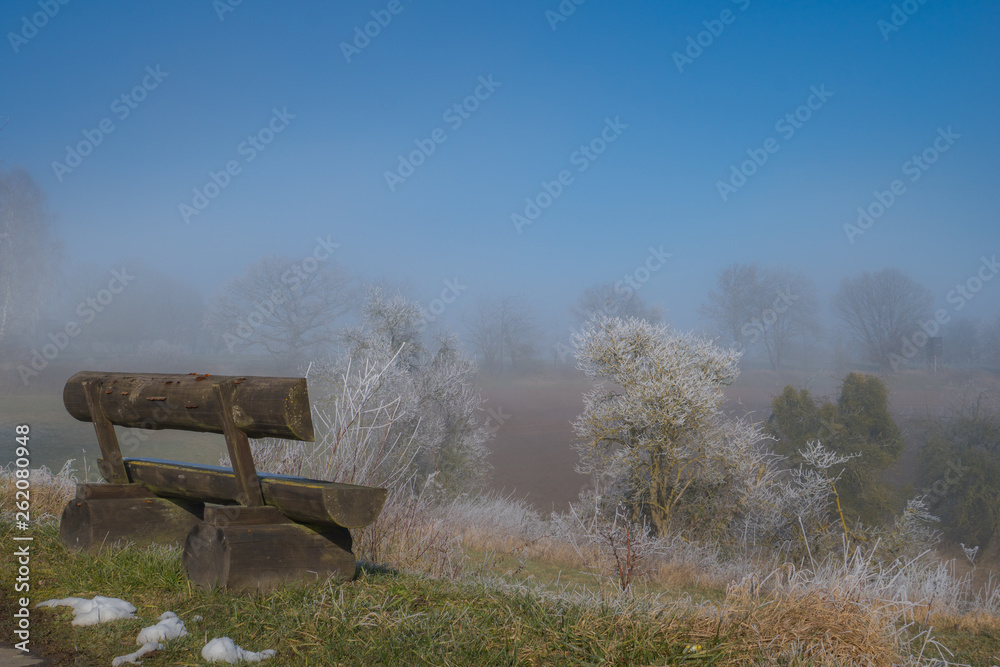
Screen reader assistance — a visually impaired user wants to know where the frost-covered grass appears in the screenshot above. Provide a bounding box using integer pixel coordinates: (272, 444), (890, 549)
(1, 460), (78, 522)
(6, 516), (999, 665)
(7, 465), (1000, 663)
(0, 520), (914, 666)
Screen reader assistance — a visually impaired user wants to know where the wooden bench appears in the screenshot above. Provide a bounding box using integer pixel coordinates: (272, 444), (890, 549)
(59, 371), (386, 592)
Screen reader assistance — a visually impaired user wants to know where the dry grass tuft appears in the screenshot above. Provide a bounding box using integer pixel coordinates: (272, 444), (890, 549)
(717, 574), (905, 666)
(1, 461), (77, 522)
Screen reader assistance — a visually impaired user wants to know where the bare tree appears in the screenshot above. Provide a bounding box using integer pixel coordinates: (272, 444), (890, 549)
(987, 308), (1000, 366)
(701, 263), (820, 370)
(0, 168), (60, 352)
(466, 295), (538, 376)
(944, 317), (983, 367)
(570, 282), (662, 327)
(833, 268), (933, 371)
(699, 263), (764, 351)
(753, 268), (821, 371)
(206, 255), (354, 363)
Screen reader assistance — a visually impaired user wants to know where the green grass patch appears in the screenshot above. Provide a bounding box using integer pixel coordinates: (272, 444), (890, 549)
(2, 521), (743, 665)
(5, 519), (997, 666)
(462, 546), (728, 606)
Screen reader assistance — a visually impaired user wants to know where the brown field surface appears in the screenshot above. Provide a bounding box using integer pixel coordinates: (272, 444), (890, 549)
(480, 366), (1000, 513)
(4, 364), (997, 516)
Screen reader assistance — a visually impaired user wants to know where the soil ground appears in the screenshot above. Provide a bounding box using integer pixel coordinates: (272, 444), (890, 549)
(4, 363), (998, 517)
(479, 366), (1000, 513)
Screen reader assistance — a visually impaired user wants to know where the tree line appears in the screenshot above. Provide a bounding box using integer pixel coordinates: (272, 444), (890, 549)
(2, 166), (998, 386)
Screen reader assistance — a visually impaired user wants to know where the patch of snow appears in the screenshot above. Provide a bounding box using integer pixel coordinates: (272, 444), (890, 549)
(36, 596), (136, 626)
(111, 641), (162, 666)
(202, 637), (276, 663)
(111, 610), (189, 665)
(136, 611), (188, 645)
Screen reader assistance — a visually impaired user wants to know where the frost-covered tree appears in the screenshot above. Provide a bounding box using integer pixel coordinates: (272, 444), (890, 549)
(572, 317), (750, 535)
(240, 288), (493, 500)
(325, 288), (493, 495)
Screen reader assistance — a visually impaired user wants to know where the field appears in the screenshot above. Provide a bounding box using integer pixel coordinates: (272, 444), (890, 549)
(5, 364), (1000, 664)
(480, 366), (1000, 513)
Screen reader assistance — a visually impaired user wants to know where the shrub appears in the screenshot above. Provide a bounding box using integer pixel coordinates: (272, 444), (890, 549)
(916, 389), (1000, 550)
(769, 373), (904, 526)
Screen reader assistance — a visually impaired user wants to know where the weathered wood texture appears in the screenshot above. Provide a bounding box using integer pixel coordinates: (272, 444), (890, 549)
(123, 458), (387, 528)
(60, 484), (204, 553)
(213, 381), (264, 507)
(183, 505), (355, 591)
(59, 370), (383, 590)
(83, 381), (128, 483)
(63, 371), (314, 441)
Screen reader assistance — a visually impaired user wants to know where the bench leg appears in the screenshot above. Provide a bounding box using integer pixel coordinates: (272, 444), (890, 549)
(60, 484), (204, 553)
(182, 505), (356, 592)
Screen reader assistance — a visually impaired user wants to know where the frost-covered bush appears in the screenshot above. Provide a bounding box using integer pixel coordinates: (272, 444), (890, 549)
(571, 316), (752, 537)
(241, 288), (492, 498)
(569, 317), (939, 563)
(226, 289), (493, 573)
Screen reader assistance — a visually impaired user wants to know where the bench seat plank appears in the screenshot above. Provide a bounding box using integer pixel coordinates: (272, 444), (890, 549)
(123, 458), (387, 529)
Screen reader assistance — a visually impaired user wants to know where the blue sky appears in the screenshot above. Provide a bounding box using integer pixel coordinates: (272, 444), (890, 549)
(2, 0), (998, 339)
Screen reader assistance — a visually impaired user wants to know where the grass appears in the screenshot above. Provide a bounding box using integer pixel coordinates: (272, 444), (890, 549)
(916, 613), (1000, 666)
(6, 522), (740, 666)
(0, 519), (926, 666)
(5, 468), (1000, 665)
(463, 545), (729, 607)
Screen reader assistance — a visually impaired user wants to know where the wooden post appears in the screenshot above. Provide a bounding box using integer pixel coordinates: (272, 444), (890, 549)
(213, 381), (263, 507)
(63, 372), (315, 441)
(184, 504), (356, 592)
(60, 484), (204, 553)
(82, 381), (128, 484)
